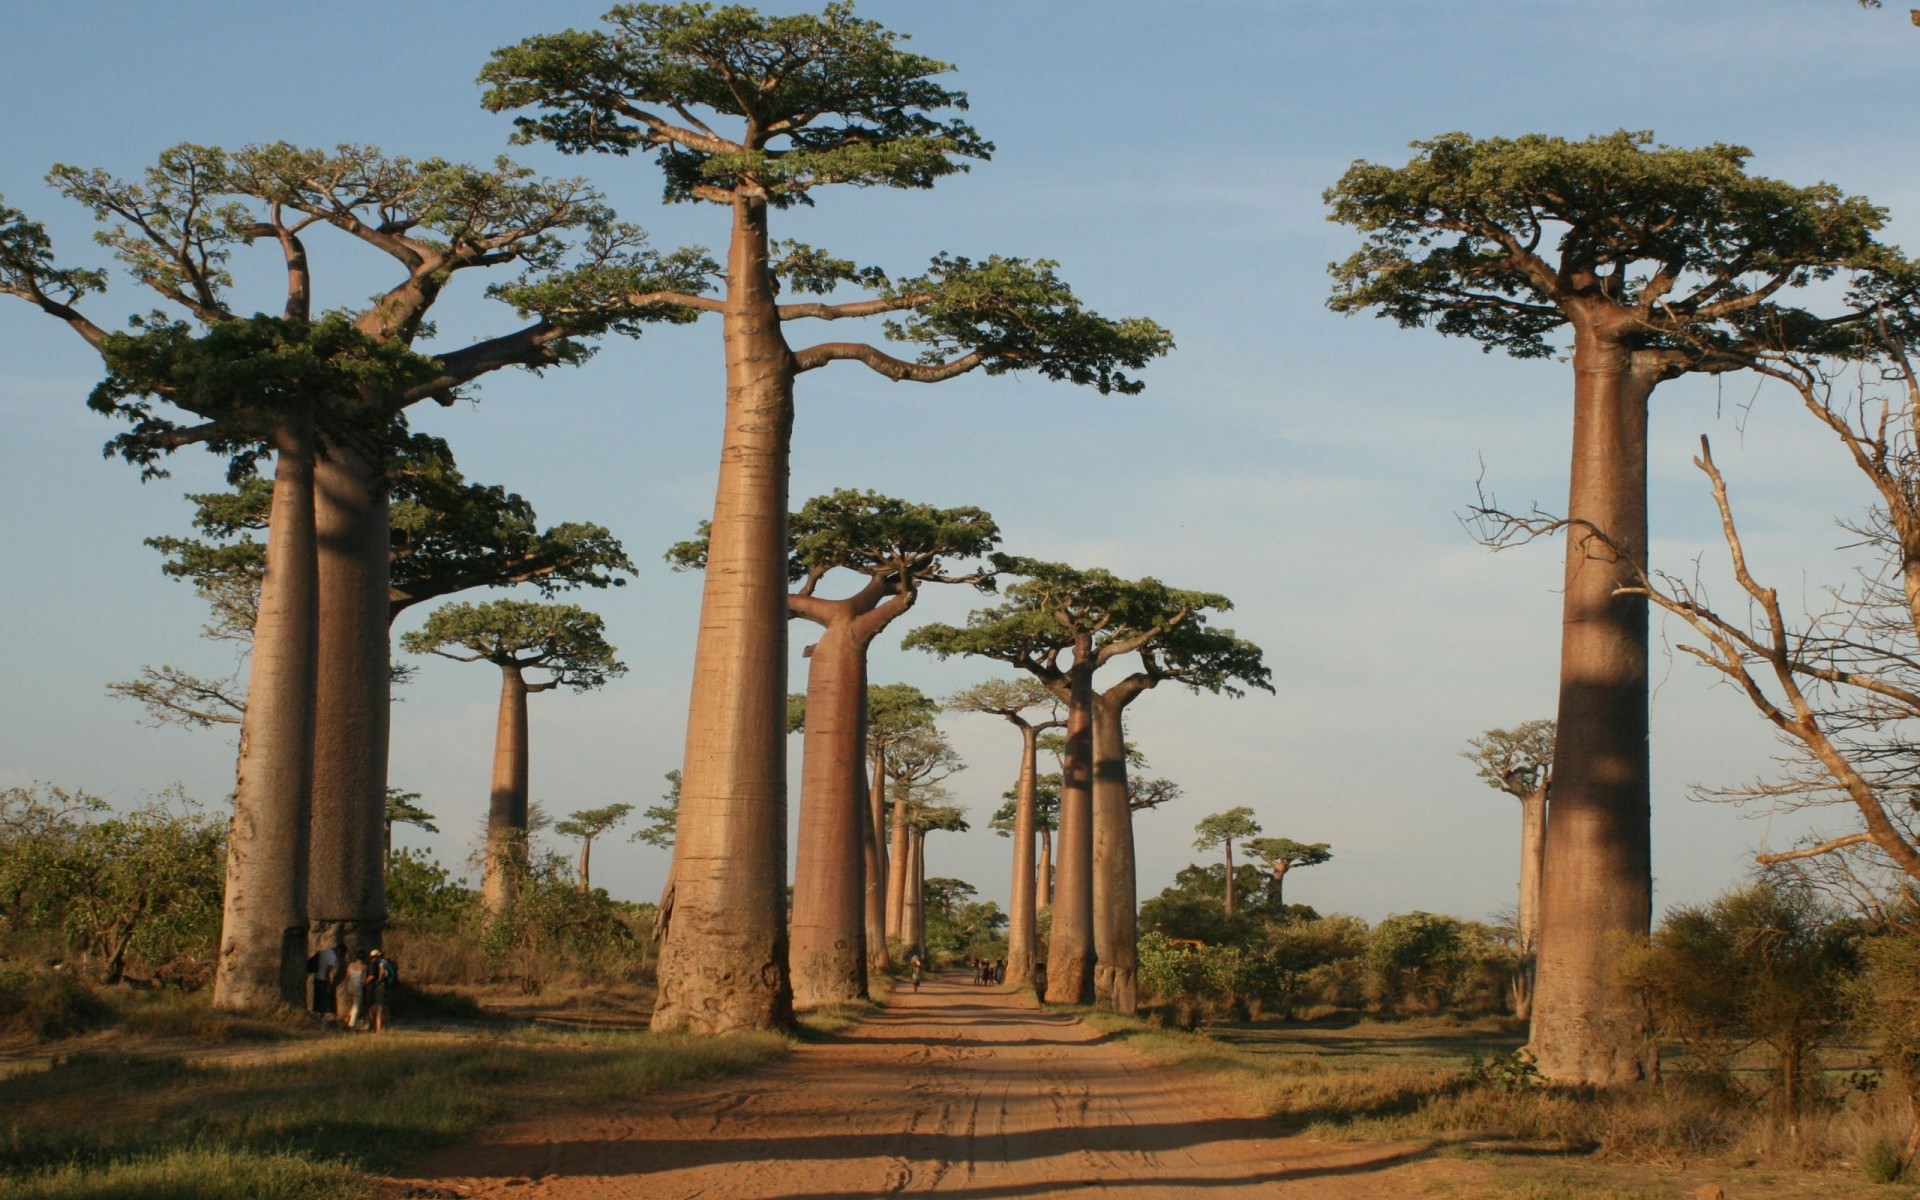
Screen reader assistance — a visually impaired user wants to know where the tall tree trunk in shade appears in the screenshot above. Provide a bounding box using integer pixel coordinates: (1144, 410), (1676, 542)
(1091, 691), (1140, 1012)
(308, 443), (390, 959)
(885, 774), (911, 943)
(864, 748), (890, 972)
(1037, 829), (1052, 911)
(652, 196), (796, 1033)
(789, 622), (869, 1007)
(1045, 637), (1096, 1005)
(1006, 724), (1042, 984)
(1529, 322), (1659, 1085)
(214, 419), (318, 1011)
(1514, 778), (1549, 1020)
(1224, 836), (1237, 919)
(482, 666), (531, 917)
(900, 828), (925, 957)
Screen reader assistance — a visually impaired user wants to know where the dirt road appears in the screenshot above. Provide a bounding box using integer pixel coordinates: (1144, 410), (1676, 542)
(384, 972), (1467, 1199)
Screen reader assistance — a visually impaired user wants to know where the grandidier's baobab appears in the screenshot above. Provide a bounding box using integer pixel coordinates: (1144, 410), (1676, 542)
(904, 798), (970, 959)
(399, 601), (625, 916)
(79, 314), (433, 1009)
(1326, 130), (1893, 1083)
(1192, 808), (1261, 920)
(864, 685), (940, 973)
(667, 491), (998, 1006)
(554, 804), (635, 894)
(881, 725), (966, 947)
(1, 150), (699, 1007)
(909, 561), (1269, 1010)
(483, 3), (1171, 1033)
(1243, 838), (1331, 912)
(116, 437), (636, 730)
(1464, 720), (1554, 1018)
(950, 678), (1062, 985)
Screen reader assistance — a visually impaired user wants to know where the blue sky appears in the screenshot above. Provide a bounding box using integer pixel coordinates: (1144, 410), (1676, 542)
(3, 1), (1916, 925)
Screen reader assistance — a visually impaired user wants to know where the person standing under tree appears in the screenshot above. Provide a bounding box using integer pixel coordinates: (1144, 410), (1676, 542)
(365, 949), (394, 1033)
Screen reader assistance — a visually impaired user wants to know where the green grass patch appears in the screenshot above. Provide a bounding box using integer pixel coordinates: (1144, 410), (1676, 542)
(0, 1025), (790, 1196)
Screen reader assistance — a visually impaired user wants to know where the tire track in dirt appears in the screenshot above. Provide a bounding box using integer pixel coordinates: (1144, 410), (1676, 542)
(381, 973), (1473, 1199)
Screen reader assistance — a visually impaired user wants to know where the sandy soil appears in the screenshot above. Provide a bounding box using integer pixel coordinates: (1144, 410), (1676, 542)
(381, 971), (1482, 1199)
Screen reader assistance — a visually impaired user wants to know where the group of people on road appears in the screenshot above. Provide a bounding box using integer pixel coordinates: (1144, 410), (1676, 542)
(972, 958), (1006, 985)
(308, 942), (397, 1031)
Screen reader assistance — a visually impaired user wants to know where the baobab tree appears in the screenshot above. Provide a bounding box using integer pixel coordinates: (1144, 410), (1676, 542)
(1, 147), (699, 1006)
(554, 804), (634, 893)
(864, 684), (939, 973)
(400, 601), (625, 916)
(882, 725), (966, 945)
(909, 561), (1269, 1009)
(1243, 838), (1331, 911)
(1193, 808), (1261, 920)
(483, 3), (1171, 1033)
(904, 799), (970, 959)
(1464, 719), (1554, 1017)
(950, 678), (1062, 984)
(993, 769), (1062, 911)
(115, 436), (636, 731)
(81, 314), (433, 1008)
(668, 491), (997, 1006)
(1326, 130), (1893, 1083)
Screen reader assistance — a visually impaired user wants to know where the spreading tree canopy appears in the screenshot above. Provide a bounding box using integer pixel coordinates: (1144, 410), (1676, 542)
(1326, 130), (1896, 1085)
(483, 2), (1170, 1033)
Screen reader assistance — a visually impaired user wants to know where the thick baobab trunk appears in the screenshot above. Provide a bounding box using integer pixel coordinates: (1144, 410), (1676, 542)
(308, 443), (390, 958)
(482, 666), (531, 917)
(902, 828), (926, 957)
(1529, 325), (1658, 1085)
(214, 421), (318, 1011)
(864, 749), (891, 973)
(790, 623), (869, 1007)
(1006, 725), (1041, 985)
(1045, 644), (1096, 1005)
(1514, 781), (1548, 1020)
(1037, 828), (1053, 911)
(652, 196), (796, 1033)
(577, 837), (593, 893)
(885, 775), (911, 943)
(1091, 694), (1139, 1012)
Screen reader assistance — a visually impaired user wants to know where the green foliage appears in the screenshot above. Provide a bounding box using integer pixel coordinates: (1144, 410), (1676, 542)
(1618, 880), (1858, 1115)
(1192, 806), (1261, 855)
(0, 785), (224, 983)
(907, 557), (1270, 698)
(884, 254), (1173, 394)
(921, 877), (1006, 961)
(401, 599), (625, 689)
(632, 770), (681, 848)
(1245, 838), (1331, 872)
(1140, 863), (1291, 943)
(1326, 130), (1894, 361)
(89, 312), (439, 481)
(554, 804), (634, 843)
(1367, 911), (1467, 1011)
(385, 850), (473, 935)
(669, 488), (1001, 597)
(1463, 720), (1554, 799)
(481, 852), (649, 988)
(481, 2), (993, 205)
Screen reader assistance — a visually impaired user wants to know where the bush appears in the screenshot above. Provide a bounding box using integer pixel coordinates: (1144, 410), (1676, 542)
(0, 966), (108, 1039)
(1618, 879), (1857, 1119)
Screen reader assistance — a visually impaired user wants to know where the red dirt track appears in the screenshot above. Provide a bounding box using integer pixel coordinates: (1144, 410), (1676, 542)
(383, 971), (1459, 1199)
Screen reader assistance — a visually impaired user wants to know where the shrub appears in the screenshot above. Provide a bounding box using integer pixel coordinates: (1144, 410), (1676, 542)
(1618, 879), (1857, 1120)
(0, 966), (108, 1039)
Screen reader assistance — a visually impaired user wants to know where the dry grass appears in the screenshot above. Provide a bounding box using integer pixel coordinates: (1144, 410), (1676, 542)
(1077, 1008), (1914, 1194)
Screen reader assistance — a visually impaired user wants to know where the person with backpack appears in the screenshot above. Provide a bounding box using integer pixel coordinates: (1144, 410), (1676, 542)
(365, 949), (395, 1033)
